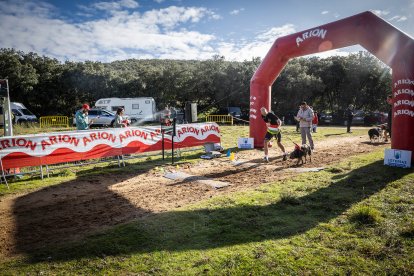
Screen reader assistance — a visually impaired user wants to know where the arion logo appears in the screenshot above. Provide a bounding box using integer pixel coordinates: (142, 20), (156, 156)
(296, 28), (327, 47)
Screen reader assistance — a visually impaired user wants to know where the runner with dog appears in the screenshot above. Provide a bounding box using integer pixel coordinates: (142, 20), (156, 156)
(260, 107), (288, 162)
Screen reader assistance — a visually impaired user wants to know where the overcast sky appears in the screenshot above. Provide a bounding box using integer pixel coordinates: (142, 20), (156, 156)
(0, 0), (413, 62)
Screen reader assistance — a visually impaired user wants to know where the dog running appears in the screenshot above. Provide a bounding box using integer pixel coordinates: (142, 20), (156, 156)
(289, 143), (312, 165)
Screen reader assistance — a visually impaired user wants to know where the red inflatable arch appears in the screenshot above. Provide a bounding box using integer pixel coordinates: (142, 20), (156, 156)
(250, 11), (414, 160)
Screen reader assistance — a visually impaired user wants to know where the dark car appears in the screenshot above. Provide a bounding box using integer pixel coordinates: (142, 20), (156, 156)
(318, 112), (333, 125)
(333, 109), (365, 126)
(170, 107), (185, 124)
(364, 111), (388, 126)
(216, 107), (242, 118)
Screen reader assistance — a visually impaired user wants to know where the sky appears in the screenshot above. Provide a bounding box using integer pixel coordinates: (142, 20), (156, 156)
(0, 0), (413, 62)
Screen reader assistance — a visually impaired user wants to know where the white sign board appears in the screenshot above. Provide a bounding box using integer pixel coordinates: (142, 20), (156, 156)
(384, 149), (412, 168)
(238, 137), (254, 149)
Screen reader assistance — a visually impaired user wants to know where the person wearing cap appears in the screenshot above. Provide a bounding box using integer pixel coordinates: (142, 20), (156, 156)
(295, 101), (315, 150)
(345, 104), (355, 133)
(75, 103), (92, 130)
(260, 107), (287, 162)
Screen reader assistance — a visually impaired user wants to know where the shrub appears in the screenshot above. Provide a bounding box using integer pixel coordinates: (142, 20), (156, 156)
(349, 206), (382, 225)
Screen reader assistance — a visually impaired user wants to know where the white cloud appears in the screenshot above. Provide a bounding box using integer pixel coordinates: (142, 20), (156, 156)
(0, 0), (221, 62)
(92, 0), (139, 11)
(321, 11), (329, 15)
(388, 15), (408, 22)
(230, 8), (245, 15)
(0, 0), (367, 63)
(371, 9), (390, 17)
(216, 24), (296, 61)
(153, 0), (165, 3)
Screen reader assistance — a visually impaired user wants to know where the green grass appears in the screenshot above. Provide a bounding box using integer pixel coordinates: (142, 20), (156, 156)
(1, 148), (413, 275)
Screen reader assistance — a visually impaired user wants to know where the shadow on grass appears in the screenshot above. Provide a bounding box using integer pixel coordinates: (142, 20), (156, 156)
(12, 159), (412, 263)
(360, 141), (390, 147)
(324, 133), (346, 137)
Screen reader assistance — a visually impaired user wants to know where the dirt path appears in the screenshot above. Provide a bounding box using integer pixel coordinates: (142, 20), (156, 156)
(0, 135), (389, 259)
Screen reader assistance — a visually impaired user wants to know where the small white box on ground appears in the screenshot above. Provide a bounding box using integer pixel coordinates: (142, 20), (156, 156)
(238, 138), (254, 149)
(384, 149), (412, 168)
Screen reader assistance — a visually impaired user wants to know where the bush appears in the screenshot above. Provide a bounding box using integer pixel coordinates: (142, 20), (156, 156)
(280, 192), (301, 205)
(349, 206), (382, 225)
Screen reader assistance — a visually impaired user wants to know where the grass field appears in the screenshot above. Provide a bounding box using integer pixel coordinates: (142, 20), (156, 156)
(1, 125), (413, 275)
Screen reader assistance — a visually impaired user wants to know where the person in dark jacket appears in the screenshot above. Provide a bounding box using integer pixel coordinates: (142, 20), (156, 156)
(261, 107), (287, 162)
(345, 104), (355, 133)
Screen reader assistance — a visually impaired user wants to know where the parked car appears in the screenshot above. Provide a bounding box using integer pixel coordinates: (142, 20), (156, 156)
(364, 111), (388, 126)
(318, 112), (333, 125)
(0, 102), (38, 125)
(73, 108), (124, 128)
(331, 109), (365, 126)
(171, 107), (185, 124)
(216, 106), (242, 119)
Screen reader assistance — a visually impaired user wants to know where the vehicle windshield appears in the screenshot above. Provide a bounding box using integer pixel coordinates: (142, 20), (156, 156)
(20, 109), (34, 116)
(12, 109), (22, 116)
(228, 107), (241, 114)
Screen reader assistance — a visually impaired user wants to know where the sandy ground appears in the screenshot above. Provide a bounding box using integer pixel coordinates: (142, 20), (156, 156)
(0, 135), (389, 259)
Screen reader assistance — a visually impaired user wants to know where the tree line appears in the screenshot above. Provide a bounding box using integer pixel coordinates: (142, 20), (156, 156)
(0, 48), (391, 117)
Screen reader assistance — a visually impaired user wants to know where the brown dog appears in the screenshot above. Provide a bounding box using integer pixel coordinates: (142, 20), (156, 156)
(289, 144), (312, 165)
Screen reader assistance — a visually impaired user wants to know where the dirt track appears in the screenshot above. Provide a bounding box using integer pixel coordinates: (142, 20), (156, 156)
(0, 135), (389, 259)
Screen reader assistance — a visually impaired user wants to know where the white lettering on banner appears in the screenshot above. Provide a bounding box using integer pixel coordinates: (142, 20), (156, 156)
(0, 138), (37, 151)
(393, 79), (414, 88)
(394, 89), (414, 98)
(394, 109), (414, 117)
(250, 101), (254, 106)
(250, 108), (257, 114)
(296, 28), (327, 47)
(250, 114), (257, 119)
(394, 100), (414, 108)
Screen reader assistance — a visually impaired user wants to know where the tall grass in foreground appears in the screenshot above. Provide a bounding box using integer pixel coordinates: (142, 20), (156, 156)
(1, 149), (413, 275)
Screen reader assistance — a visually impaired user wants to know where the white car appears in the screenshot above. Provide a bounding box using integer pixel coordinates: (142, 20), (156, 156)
(73, 108), (127, 128)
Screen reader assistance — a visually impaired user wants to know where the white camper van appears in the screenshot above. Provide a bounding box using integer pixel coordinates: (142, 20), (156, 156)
(0, 102), (38, 125)
(95, 97), (157, 123)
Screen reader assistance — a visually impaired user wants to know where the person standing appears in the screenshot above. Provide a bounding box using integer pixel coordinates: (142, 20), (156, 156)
(75, 103), (93, 130)
(114, 107), (127, 128)
(260, 107), (287, 162)
(296, 101), (315, 150)
(385, 94), (393, 141)
(312, 111), (319, 133)
(345, 104), (355, 133)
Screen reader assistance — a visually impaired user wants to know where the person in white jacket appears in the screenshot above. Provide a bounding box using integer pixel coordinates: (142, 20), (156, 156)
(295, 101), (315, 150)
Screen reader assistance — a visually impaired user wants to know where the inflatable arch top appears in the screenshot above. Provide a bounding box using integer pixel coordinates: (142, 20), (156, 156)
(250, 11), (414, 160)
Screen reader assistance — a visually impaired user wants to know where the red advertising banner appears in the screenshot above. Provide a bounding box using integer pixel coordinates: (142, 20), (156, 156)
(0, 123), (220, 169)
